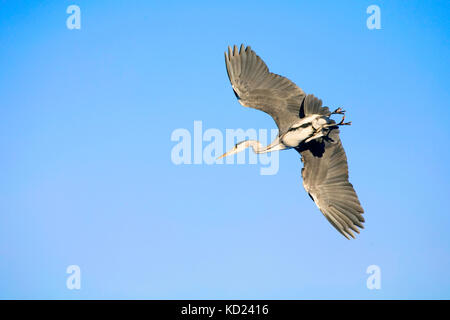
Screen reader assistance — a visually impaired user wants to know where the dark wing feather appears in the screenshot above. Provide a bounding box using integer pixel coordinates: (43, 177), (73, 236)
(225, 44), (306, 134)
(297, 128), (365, 239)
(300, 94), (331, 118)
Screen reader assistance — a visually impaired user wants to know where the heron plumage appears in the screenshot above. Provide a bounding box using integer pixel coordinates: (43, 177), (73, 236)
(222, 44), (365, 239)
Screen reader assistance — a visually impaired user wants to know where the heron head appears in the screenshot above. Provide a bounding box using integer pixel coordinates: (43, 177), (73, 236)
(217, 141), (250, 160)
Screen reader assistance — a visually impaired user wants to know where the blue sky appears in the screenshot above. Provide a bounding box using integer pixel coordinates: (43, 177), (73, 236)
(0, 0), (449, 299)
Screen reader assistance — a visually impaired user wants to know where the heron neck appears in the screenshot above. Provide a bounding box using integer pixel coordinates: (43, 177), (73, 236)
(249, 138), (286, 154)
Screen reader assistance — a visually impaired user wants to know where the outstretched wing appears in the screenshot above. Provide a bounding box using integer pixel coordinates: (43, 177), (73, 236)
(297, 129), (365, 239)
(225, 44), (306, 134)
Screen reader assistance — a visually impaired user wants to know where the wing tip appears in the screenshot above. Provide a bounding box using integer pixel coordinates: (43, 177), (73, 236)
(225, 44), (252, 57)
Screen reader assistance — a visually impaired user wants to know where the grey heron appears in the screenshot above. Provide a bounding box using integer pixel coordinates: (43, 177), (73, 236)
(219, 44), (364, 239)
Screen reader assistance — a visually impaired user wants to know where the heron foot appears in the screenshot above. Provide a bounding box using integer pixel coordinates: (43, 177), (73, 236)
(337, 115), (352, 126)
(331, 107), (346, 115)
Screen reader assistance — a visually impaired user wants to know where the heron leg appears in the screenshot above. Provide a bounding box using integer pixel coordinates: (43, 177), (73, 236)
(306, 115), (351, 143)
(323, 115), (351, 128)
(305, 131), (325, 143)
(336, 115), (352, 126)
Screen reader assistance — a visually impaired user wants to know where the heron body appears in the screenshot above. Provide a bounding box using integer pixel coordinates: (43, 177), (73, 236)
(281, 115), (331, 147)
(220, 44), (365, 239)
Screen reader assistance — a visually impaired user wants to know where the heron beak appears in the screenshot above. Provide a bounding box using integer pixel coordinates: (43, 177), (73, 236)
(218, 144), (243, 160)
(217, 151), (231, 160)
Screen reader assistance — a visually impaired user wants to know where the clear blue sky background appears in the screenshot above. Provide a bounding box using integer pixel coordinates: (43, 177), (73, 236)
(1, 0), (449, 299)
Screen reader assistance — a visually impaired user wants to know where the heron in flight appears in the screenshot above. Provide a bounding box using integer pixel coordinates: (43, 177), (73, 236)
(219, 44), (364, 239)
